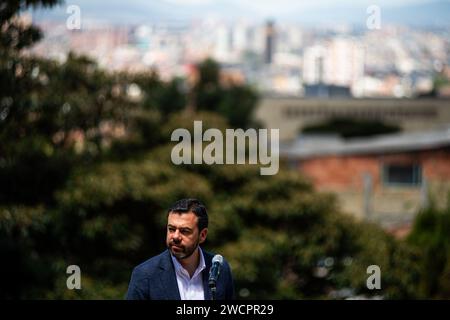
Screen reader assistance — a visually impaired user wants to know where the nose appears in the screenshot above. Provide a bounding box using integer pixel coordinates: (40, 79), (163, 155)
(172, 230), (182, 242)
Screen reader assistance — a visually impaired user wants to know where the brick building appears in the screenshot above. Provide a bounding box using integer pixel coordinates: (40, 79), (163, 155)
(282, 129), (450, 235)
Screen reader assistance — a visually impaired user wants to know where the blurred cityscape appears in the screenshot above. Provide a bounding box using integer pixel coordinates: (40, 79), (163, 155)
(29, 14), (450, 98)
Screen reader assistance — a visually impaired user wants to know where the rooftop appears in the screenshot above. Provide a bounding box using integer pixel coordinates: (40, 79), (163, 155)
(282, 127), (450, 158)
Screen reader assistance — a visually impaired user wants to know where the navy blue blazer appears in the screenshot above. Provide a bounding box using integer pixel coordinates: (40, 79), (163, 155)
(126, 249), (235, 300)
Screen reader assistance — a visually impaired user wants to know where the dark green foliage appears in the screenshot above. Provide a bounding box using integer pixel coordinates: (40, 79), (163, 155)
(194, 58), (258, 128)
(302, 118), (401, 139)
(407, 201), (450, 298)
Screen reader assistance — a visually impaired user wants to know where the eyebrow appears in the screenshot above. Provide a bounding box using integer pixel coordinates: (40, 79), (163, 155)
(167, 224), (193, 231)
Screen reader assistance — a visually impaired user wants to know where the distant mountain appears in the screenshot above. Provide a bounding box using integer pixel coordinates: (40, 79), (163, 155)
(31, 0), (252, 25)
(31, 0), (450, 27)
(283, 0), (450, 26)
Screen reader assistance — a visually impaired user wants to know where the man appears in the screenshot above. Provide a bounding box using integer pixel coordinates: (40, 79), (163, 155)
(126, 198), (235, 300)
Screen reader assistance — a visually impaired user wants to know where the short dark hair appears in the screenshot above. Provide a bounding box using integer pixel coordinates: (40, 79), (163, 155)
(167, 198), (208, 231)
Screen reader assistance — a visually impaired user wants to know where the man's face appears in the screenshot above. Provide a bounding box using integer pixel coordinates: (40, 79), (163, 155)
(166, 211), (207, 260)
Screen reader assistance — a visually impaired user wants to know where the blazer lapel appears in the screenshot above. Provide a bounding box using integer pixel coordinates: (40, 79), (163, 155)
(202, 250), (212, 300)
(158, 250), (181, 300)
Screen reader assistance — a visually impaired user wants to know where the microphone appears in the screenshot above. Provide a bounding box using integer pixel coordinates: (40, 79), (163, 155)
(208, 254), (223, 296)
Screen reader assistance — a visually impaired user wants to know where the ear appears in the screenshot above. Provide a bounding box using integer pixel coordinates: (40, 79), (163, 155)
(199, 228), (208, 244)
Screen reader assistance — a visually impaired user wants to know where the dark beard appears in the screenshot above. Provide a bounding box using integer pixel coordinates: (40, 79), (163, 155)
(169, 237), (200, 260)
(177, 245), (197, 260)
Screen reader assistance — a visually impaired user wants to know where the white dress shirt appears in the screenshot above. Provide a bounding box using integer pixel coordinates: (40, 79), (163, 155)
(171, 247), (206, 300)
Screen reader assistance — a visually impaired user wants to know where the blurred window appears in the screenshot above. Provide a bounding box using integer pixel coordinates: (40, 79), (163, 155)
(382, 163), (422, 186)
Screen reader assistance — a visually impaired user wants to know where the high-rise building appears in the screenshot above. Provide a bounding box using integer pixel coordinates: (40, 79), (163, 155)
(215, 24), (232, 62)
(303, 44), (327, 84)
(303, 38), (364, 90)
(233, 21), (249, 53)
(264, 20), (275, 64)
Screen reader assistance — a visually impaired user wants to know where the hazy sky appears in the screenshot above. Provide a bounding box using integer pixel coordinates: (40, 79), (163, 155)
(32, 0), (450, 26)
(164, 0), (431, 8)
(164, 0), (434, 15)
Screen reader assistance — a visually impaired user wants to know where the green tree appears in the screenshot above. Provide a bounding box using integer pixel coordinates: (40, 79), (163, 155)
(407, 201), (450, 298)
(302, 118), (400, 139)
(193, 58), (258, 128)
